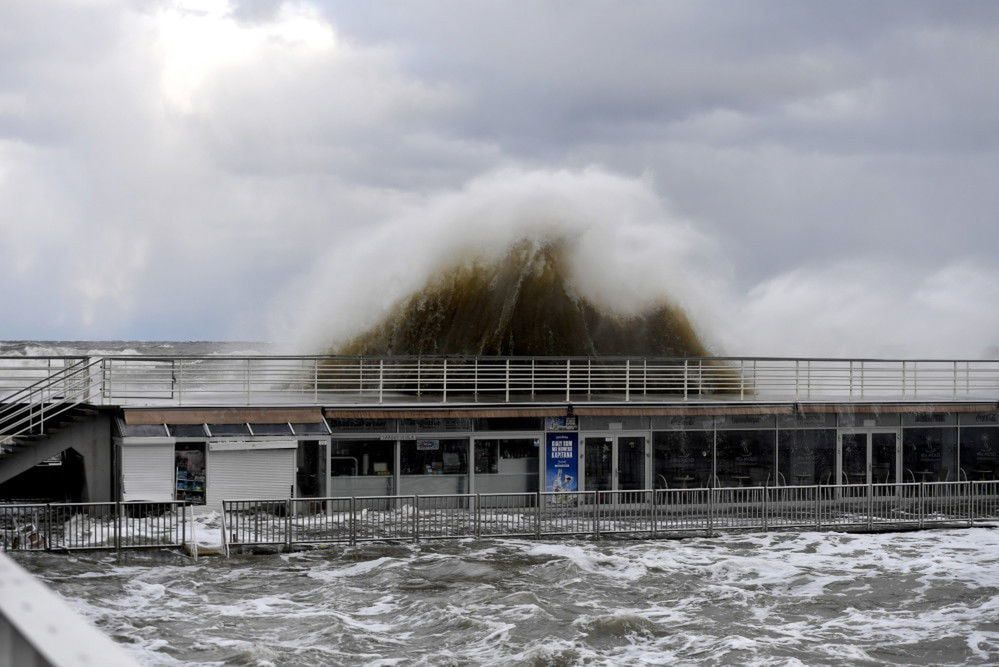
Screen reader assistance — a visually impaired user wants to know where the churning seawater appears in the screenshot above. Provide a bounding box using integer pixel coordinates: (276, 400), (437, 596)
(13, 528), (999, 666)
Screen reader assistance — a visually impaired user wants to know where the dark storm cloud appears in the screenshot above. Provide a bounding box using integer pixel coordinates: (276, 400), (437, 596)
(0, 0), (997, 355)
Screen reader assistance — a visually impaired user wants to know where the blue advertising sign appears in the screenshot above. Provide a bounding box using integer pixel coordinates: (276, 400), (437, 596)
(545, 432), (578, 492)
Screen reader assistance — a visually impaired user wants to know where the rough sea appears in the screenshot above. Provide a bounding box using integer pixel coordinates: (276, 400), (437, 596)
(12, 528), (999, 666)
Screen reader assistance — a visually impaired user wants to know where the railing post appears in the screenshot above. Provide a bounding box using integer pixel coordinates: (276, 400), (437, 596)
(740, 359), (745, 400)
(177, 359), (184, 405)
(505, 359), (510, 403)
(815, 485), (821, 530)
(100, 357), (108, 403)
(707, 487), (714, 537)
(414, 495), (420, 543)
(378, 359), (384, 404)
(683, 359), (688, 401)
(625, 359), (630, 402)
(795, 360), (799, 401)
(901, 360), (907, 399)
(918, 481), (924, 529)
(286, 498), (292, 551)
(953, 361), (958, 399)
(565, 359), (571, 402)
(867, 482), (874, 531)
(220, 503), (229, 558)
(442, 360), (447, 402)
(115, 501), (122, 559)
(969, 481), (974, 528)
(535, 491), (542, 539)
(651, 489), (658, 538)
(314, 358), (319, 403)
(762, 485), (768, 532)
(593, 491), (600, 540)
(44, 503), (52, 551)
(475, 493), (481, 538)
(350, 497), (357, 546)
(530, 359), (535, 398)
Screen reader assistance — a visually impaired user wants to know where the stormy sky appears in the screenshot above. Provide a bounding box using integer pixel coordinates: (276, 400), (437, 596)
(1, 1), (997, 356)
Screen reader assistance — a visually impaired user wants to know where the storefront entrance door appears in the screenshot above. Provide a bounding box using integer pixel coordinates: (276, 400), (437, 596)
(838, 431), (899, 486)
(584, 437), (613, 492)
(584, 435), (649, 492)
(617, 436), (646, 490)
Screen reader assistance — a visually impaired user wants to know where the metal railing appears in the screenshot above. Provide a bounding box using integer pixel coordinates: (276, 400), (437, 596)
(0, 552), (141, 667)
(0, 501), (189, 552)
(220, 481), (999, 551)
(3, 355), (999, 409)
(0, 357), (103, 441)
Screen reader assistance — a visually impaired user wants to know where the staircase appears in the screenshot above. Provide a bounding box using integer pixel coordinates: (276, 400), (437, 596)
(0, 359), (105, 486)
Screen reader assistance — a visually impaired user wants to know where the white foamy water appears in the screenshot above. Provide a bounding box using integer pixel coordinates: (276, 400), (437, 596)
(12, 528), (999, 666)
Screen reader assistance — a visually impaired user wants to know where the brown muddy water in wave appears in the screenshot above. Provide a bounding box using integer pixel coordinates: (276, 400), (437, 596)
(13, 529), (999, 666)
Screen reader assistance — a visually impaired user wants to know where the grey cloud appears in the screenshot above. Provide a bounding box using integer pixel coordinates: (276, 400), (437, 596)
(0, 0), (997, 356)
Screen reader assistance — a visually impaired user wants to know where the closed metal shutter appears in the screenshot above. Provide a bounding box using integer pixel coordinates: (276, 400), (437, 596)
(120, 439), (176, 502)
(206, 441), (297, 508)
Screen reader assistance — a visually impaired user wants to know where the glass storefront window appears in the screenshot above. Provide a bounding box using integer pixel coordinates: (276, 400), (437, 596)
(715, 430), (775, 487)
(399, 419), (472, 433)
(121, 424), (168, 437)
(167, 424), (207, 438)
(331, 440), (394, 477)
(401, 439), (468, 475)
(715, 415), (775, 429)
(175, 443), (206, 505)
(473, 417), (543, 431)
(474, 439), (539, 474)
(960, 427), (999, 480)
(328, 418), (397, 433)
(251, 423), (294, 436)
(902, 412), (956, 426)
(208, 423), (250, 436)
(778, 430), (836, 486)
(291, 422), (330, 435)
(651, 415), (715, 430)
(777, 413), (836, 429)
(838, 413), (900, 428)
(902, 428), (958, 482)
(653, 431), (713, 489)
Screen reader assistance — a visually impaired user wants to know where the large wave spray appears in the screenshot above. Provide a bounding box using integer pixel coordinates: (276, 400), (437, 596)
(270, 167), (724, 354)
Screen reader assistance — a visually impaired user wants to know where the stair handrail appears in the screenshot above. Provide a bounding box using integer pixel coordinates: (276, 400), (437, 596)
(0, 357), (91, 404)
(0, 358), (105, 439)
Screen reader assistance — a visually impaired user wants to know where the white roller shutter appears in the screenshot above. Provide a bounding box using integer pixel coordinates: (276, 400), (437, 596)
(120, 438), (176, 502)
(206, 440), (297, 508)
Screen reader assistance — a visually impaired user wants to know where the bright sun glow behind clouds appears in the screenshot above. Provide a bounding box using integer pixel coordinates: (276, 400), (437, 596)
(155, 0), (336, 111)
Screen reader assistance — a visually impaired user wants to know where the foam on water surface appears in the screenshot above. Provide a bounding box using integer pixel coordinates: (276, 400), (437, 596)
(12, 528), (999, 666)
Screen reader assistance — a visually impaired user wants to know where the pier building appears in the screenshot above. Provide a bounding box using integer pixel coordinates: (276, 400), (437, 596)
(2, 356), (998, 508)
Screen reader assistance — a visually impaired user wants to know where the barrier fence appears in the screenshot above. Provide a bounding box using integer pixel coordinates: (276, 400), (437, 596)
(222, 480), (999, 553)
(4, 484), (996, 555)
(0, 501), (188, 552)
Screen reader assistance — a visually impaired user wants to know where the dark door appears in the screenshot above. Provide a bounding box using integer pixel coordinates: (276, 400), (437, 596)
(871, 433), (897, 485)
(841, 433), (868, 485)
(617, 436), (646, 490)
(585, 437), (613, 492)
